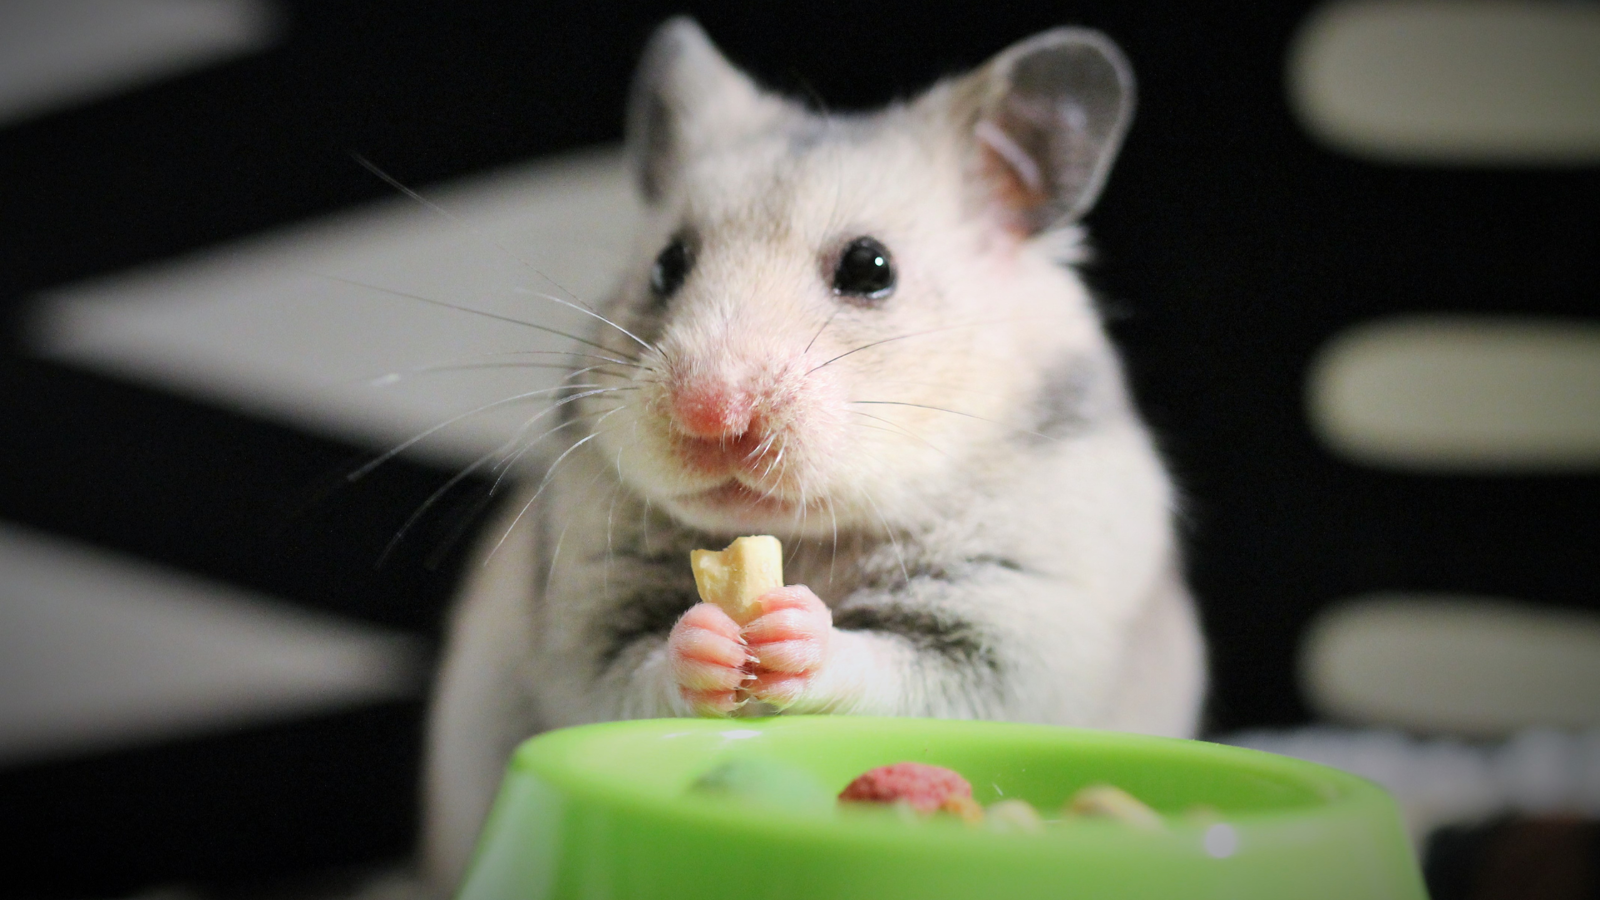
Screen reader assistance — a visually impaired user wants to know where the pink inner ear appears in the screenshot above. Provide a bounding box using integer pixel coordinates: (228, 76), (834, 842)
(977, 119), (1043, 193)
(976, 118), (1050, 236)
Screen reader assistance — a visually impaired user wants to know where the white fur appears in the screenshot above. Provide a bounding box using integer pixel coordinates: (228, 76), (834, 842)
(420, 20), (1205, 893)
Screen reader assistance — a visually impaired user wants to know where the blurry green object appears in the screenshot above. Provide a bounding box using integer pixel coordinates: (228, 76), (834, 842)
(457, 717), (1426, 900)
(689, 757), (836, 815)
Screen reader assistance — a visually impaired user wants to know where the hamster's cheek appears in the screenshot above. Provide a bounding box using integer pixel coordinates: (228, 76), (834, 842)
(589, 399), (712, 496)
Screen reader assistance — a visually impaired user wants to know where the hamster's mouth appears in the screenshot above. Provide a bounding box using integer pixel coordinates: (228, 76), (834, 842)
(681, 480), (797, 515)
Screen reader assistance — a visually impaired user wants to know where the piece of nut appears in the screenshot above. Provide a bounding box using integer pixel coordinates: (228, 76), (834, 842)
(1064, 784), (1165, 831)
(985, 798), (1044, 833)
(690, 535), (783, 623)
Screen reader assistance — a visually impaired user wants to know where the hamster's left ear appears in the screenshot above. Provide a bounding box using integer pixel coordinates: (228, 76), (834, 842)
(952, 29), (1135, 234)
(625, 17), (787, 205)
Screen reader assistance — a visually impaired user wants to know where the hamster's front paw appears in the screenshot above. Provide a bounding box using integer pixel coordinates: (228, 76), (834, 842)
(668, 602), (751, 716)
(742, 585), (833, 709)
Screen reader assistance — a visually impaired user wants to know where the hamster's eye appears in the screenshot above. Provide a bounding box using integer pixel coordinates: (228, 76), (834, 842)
(650, 239), (692, 301)
(832, 237), (895, 302)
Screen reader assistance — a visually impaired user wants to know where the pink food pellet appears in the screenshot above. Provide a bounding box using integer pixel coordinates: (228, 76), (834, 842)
(838, 762), (973, 814)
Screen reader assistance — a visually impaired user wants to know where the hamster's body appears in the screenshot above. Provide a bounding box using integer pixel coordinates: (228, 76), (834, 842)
(421, 19), (1204, 892)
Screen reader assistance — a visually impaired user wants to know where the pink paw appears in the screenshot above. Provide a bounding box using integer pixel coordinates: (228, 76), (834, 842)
(667, 602), (750, 716)
(741, 585), (833, 709)
(670, 587), (833, 716)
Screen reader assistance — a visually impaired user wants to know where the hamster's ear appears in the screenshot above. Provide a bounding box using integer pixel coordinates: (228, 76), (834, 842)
(626, 17), (779, 204)
(959, 29), (1135, 233)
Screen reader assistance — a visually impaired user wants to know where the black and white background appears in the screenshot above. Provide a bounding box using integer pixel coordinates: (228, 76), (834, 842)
(1, 1), (1596, 897)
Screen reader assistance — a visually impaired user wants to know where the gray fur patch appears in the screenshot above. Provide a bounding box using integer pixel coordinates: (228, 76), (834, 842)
(597, 585), (700, 668)
(1027, 354), (1103, 441)
(832, 605), (998, 672)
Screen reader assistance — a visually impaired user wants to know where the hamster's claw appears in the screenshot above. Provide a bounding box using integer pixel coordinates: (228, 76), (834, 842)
(668, 602), (748, 717)
(682, 688), (746, 717)
(741, 585), (833, 709)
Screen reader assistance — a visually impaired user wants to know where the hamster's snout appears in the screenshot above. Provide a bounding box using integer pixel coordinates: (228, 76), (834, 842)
(611, 321), (858, 532)
(662, 366), (794, 481)
(647, 350), (837, 504)
(669, 380), (754, 441)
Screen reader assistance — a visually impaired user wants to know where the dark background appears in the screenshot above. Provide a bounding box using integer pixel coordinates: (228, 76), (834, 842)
(1, 1), (1594, 896)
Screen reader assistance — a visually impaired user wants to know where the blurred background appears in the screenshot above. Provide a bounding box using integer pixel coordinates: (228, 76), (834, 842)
(1, 1), (1596, 897)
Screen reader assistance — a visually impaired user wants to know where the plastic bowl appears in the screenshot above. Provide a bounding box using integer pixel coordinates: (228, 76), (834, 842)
(457, 716), (1425, 899)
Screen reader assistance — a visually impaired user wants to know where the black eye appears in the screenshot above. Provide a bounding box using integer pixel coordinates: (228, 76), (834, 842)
(650, 238), (691, 301)
(832, 237), (895, 302)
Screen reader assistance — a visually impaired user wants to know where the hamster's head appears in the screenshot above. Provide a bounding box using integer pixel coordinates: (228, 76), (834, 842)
(580, 18), (1136, 538)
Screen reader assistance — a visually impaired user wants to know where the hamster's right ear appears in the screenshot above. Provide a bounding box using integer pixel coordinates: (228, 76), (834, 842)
(955, 28), (1136, 234)
(625, 17), (780, 205)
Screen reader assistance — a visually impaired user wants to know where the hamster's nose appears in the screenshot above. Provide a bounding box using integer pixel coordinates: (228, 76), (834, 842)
(670, 381), (754, 440)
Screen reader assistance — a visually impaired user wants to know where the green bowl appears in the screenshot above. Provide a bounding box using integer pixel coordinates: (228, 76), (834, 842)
(457, 717), (1425, 899)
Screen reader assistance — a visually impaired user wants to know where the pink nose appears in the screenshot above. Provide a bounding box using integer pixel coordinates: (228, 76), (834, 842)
(671, 382), (754, 440)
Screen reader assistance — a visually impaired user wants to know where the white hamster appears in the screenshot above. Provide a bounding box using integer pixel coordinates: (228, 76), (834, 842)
(420, 17), (1204, 891)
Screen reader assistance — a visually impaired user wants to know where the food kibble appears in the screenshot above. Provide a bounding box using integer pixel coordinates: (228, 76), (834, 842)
(1064, 783), (1166, 831)
(692, 758), (1174, 834)
(837, 762), (975, 815)
(690, 535), (783, 624)
(940, 794), (986, 824)
(985, 798), (1045, 833)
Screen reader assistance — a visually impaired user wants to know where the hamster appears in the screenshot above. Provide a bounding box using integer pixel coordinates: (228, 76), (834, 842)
(420, 17), (1205, 892)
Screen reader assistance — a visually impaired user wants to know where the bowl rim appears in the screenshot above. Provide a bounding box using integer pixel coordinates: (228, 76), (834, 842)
(504, 715), (1393, 848)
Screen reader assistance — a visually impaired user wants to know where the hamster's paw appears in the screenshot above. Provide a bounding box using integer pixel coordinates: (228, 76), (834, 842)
(668, 602), (751, 716)
(742, 585), (833, 709)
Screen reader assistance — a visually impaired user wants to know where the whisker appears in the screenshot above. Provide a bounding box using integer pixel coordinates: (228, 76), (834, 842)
(868, 377), (1010, 399)
(542, 449), (618, 585)
(806, 320), (1016, 375)
(421, 485), (499, 572)
(348, 384), (619, 481)
(306, 271), (621, 357)
(380, 401), (616, 566)
(512, 286), (657, 355)
(804, 307), (842, 355)
(489, 403), (596, 483)
(370, 362), (639, 386)
(550, 363), (643, 387)
(860, 490), (908, 583)
(762, 444), (786, 482)
(488, 417), (581, 493)
(845, 409), (951, 458)
(483, 347), (649, 365)
(790, 477), (810, 567)
(351, 153), (603, 316)
(639, 491), (653, 558)
(744, 431), (778, 464)
(371, 346), (658, 381)
(443, 347), (659, 372)
(357, 348), (642, 391)
(488, 426), (610, 559)
(492, 403), (625, 494)
(847, 421), (958, 454)
(561, 363), (634, 383)
(827, 498), (839, 586)
(377, 442), (504, 567)
(546, 522), (569, 593)
(851, 400), (1053, 442)
(602, 446), (628, 601)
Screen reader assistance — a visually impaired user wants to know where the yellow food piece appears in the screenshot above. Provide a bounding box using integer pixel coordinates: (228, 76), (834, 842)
(690, 535), (783, 624)
(940, 794), (986, 825)
(985, 798), (1044, 833)
(1064, 784), (1165, 831)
